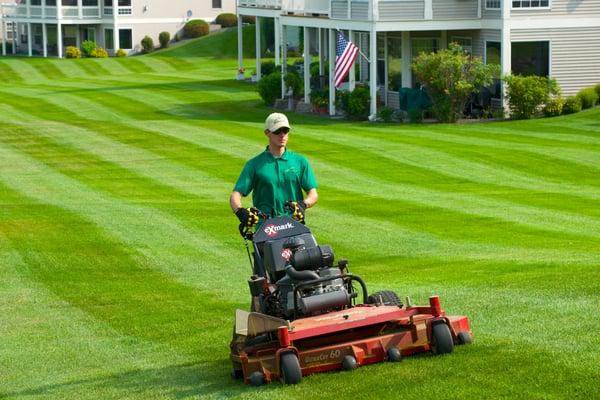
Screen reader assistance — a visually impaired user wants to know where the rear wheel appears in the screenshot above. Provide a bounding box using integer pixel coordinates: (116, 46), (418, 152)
(367, 290), (402, 307)
(457, 331), (473, 345)
(431, 323), (454, 355)
(280, 352), (302, 384)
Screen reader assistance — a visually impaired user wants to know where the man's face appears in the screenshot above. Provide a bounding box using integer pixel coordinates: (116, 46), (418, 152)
(266, 127), (289, 148)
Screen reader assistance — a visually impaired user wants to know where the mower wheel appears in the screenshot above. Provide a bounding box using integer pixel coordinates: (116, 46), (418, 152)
(431, 323), (454, 355)
(387, 347), (402, 362)
(367, 290), (402, 307)
(249, 371), (265, 386)
(342, 355), (357, 370)
(458, 331), (473, 345)
(280, 352), (302, 385)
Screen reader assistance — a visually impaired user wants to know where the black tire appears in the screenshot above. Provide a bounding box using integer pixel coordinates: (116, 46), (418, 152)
(367, 290), (403, 307)
(457, 331), (473, 345)
(280, 352), (302, 384)
(431, 323), (454, 355)
(387, 347), (402, 362)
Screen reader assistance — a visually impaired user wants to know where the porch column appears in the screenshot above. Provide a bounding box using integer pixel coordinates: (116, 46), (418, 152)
(57, 23), (63, 58)
(255, 16), (261, 80)
(42, 23), (48, 57)
(1, 20), (6, 56)
(112, 0), (119, 52)
(27, 23), (32, 56)
(349, 30), (356, 91)
(369, 27), (377, 119)
(237, 14), (243, 76)
(328, 28), (335, 116)
(274, 17), (280, 66)
(383, 32), (388, 105)
(280, 24), (286, 99)
(318, 28), (323, 75)
(12, 22), (17, 54)
(303, 26), (310, 103)
(501, 0), (511, 111)
(401, 31), (411, 88)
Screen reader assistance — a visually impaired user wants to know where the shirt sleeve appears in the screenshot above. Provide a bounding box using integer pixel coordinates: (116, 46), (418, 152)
(301, 157), (318, 192)
(233, 161), (254, 196)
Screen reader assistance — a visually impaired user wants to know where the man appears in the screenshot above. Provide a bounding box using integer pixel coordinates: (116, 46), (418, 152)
(230, 112), (318, 234)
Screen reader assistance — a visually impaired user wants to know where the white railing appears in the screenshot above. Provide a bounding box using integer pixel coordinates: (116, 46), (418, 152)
(82, 6), (101, 17)
(103, 6), (112, 15)
(0, 3), (98, 19)
(62, 6), (79, 17)
(238, 0), (282, 8)
(117, 6), (131, 15)
(282, 0), (329, 14)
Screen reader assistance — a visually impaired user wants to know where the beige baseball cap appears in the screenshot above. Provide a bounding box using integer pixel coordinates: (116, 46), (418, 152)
(265, 113), (290, 133)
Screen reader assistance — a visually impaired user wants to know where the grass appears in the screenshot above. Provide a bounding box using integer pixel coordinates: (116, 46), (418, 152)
(1, 28), (599, 399)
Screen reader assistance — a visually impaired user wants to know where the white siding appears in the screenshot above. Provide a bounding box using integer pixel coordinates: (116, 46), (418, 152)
(331, 0), (349, 18)
(379, 1), (425, 20)
(511, 0), (600, 17)
(433, 0), (479, 19)
(351, 1), (369, 19)
(511, 27), (600, 95)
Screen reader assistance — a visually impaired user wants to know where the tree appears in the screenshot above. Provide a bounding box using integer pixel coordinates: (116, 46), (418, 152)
(412, 43), (499, 122)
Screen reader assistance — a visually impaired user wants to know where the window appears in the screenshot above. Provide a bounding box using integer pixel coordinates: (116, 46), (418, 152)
(412, 38), (439, 58)
(212, 0), (222, 8)
(105, 28), (113, 49)
(119, 28), (132, 49)
(450, 37), (472, 55)
(485, 41), (501, 65)
(512, 0), (549, 8)
(387, 36), (402, 91)
(511, 41), (549, 76)
(82, 0), (99, 6)
(486, 0), (500, 9)
(118, 0), (131, 5)
(62, 0), (77, 6)
(31, 0), (41, 6)
(104, 0), (112, 6)
(45, 0), (56, 5)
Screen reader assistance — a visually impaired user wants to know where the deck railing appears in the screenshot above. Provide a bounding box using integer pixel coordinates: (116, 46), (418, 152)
(282, 0), (329, 14)
(237, 0), (282, 9)
(0, 3), (112, 19)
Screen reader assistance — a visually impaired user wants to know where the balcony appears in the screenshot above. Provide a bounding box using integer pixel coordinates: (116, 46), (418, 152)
(330, 0), (479, 21)
(238, 0), (282, 8)
(282, 0), (329, 14)
(0, 3), (132, 19)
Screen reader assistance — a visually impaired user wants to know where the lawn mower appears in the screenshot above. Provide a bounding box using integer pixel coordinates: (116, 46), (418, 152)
(230, 213), (472, 385)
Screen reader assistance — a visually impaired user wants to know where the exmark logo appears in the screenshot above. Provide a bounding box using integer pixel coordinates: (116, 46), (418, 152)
(263, 222), (294, 237)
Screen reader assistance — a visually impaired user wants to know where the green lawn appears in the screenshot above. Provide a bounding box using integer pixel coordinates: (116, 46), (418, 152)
(1, 28), (599, 399)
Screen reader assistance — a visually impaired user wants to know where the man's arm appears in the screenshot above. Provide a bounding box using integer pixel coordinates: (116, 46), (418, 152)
(303, 188), (318, 208)
(230, 191), (243, 213)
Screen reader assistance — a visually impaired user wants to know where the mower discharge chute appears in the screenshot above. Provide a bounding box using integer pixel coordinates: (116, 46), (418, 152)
(230, 216), (472, 385)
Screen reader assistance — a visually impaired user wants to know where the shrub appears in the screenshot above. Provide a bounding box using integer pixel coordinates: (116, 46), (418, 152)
(543, 97), (565, 117)
(261, 61), (279, 76)
(284, 72), (303, 98)
(562, 96), (582, 115)
(216, 13), (237, 27)
(81, 40), (97, 57)
(377, 106), (395, 122)
(412, 43), (498, 122)
(158, 31), (170, 49)
(504, 75), (559, 119)
(257, 72), (282, 106)
(595, 82), (600, 104)
(141, 35), (154, 53)
(116, 48), (127, 57)
(184, 19), (209, 38)
(242, 15), (256, 24)
(310, 88), (329, 109)
(89, 47), (108, 58)
(576, 87), (598, 109)
(347, 86), (371, 120)
(408, 108), (424, 123)
(335, 90), (350, 114)
(65, 46), (81, 59)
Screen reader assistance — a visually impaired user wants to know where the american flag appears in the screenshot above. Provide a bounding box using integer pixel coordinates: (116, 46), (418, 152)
(334, 31), (359, 88)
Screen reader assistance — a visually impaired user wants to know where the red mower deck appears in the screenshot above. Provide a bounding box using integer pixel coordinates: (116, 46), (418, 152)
(231, 295), (472, 385)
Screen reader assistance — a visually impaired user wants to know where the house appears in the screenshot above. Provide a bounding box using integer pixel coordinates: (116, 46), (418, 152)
(235, 0), (600, 117)
(0, 0), (235, 57)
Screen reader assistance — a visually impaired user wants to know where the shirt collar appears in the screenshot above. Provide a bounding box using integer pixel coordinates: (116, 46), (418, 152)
(265, 146), (288, 161)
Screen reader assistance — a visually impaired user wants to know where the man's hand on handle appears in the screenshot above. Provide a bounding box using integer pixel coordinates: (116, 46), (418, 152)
(285, 200), (307, 224)
(235, 207), (261, 237)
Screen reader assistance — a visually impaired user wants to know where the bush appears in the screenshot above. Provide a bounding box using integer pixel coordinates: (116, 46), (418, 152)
(412, 43), (498, 122)
(310, 88), (328, 109)
(184, 19), (209, 38)
(335, 90), (350, 114)
(377, 106), (395, 122)
(89, 47), (108, 58)
(543, 97), (565, 117)
(595, 82), (600, 104)
(261, 61), (278, 76)
(141, 35), (154, 54)
(562, 96), (582, 115)
(347, 86), (370, 120)
(504, 75), (559, 119)
(216, 13), (237, 27)
(284, 72), (303, 98)
(65, 46), (81, 59)
(116, 48), (127, 57)
(408, 108), (424, 123)
(81, 40), (97, 57)
(158, 31), (170, 49)
(576, 87), (598, 109)
(242, 15), (256, 24)
(257, 72), (282, 106)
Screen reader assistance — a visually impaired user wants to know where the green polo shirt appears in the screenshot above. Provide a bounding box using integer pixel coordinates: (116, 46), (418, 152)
(234, 147), (318, 218)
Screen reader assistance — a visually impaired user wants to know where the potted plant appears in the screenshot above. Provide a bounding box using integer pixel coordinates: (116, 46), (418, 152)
(310, 88), (329, 114)
(237, 67), (245, 81)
